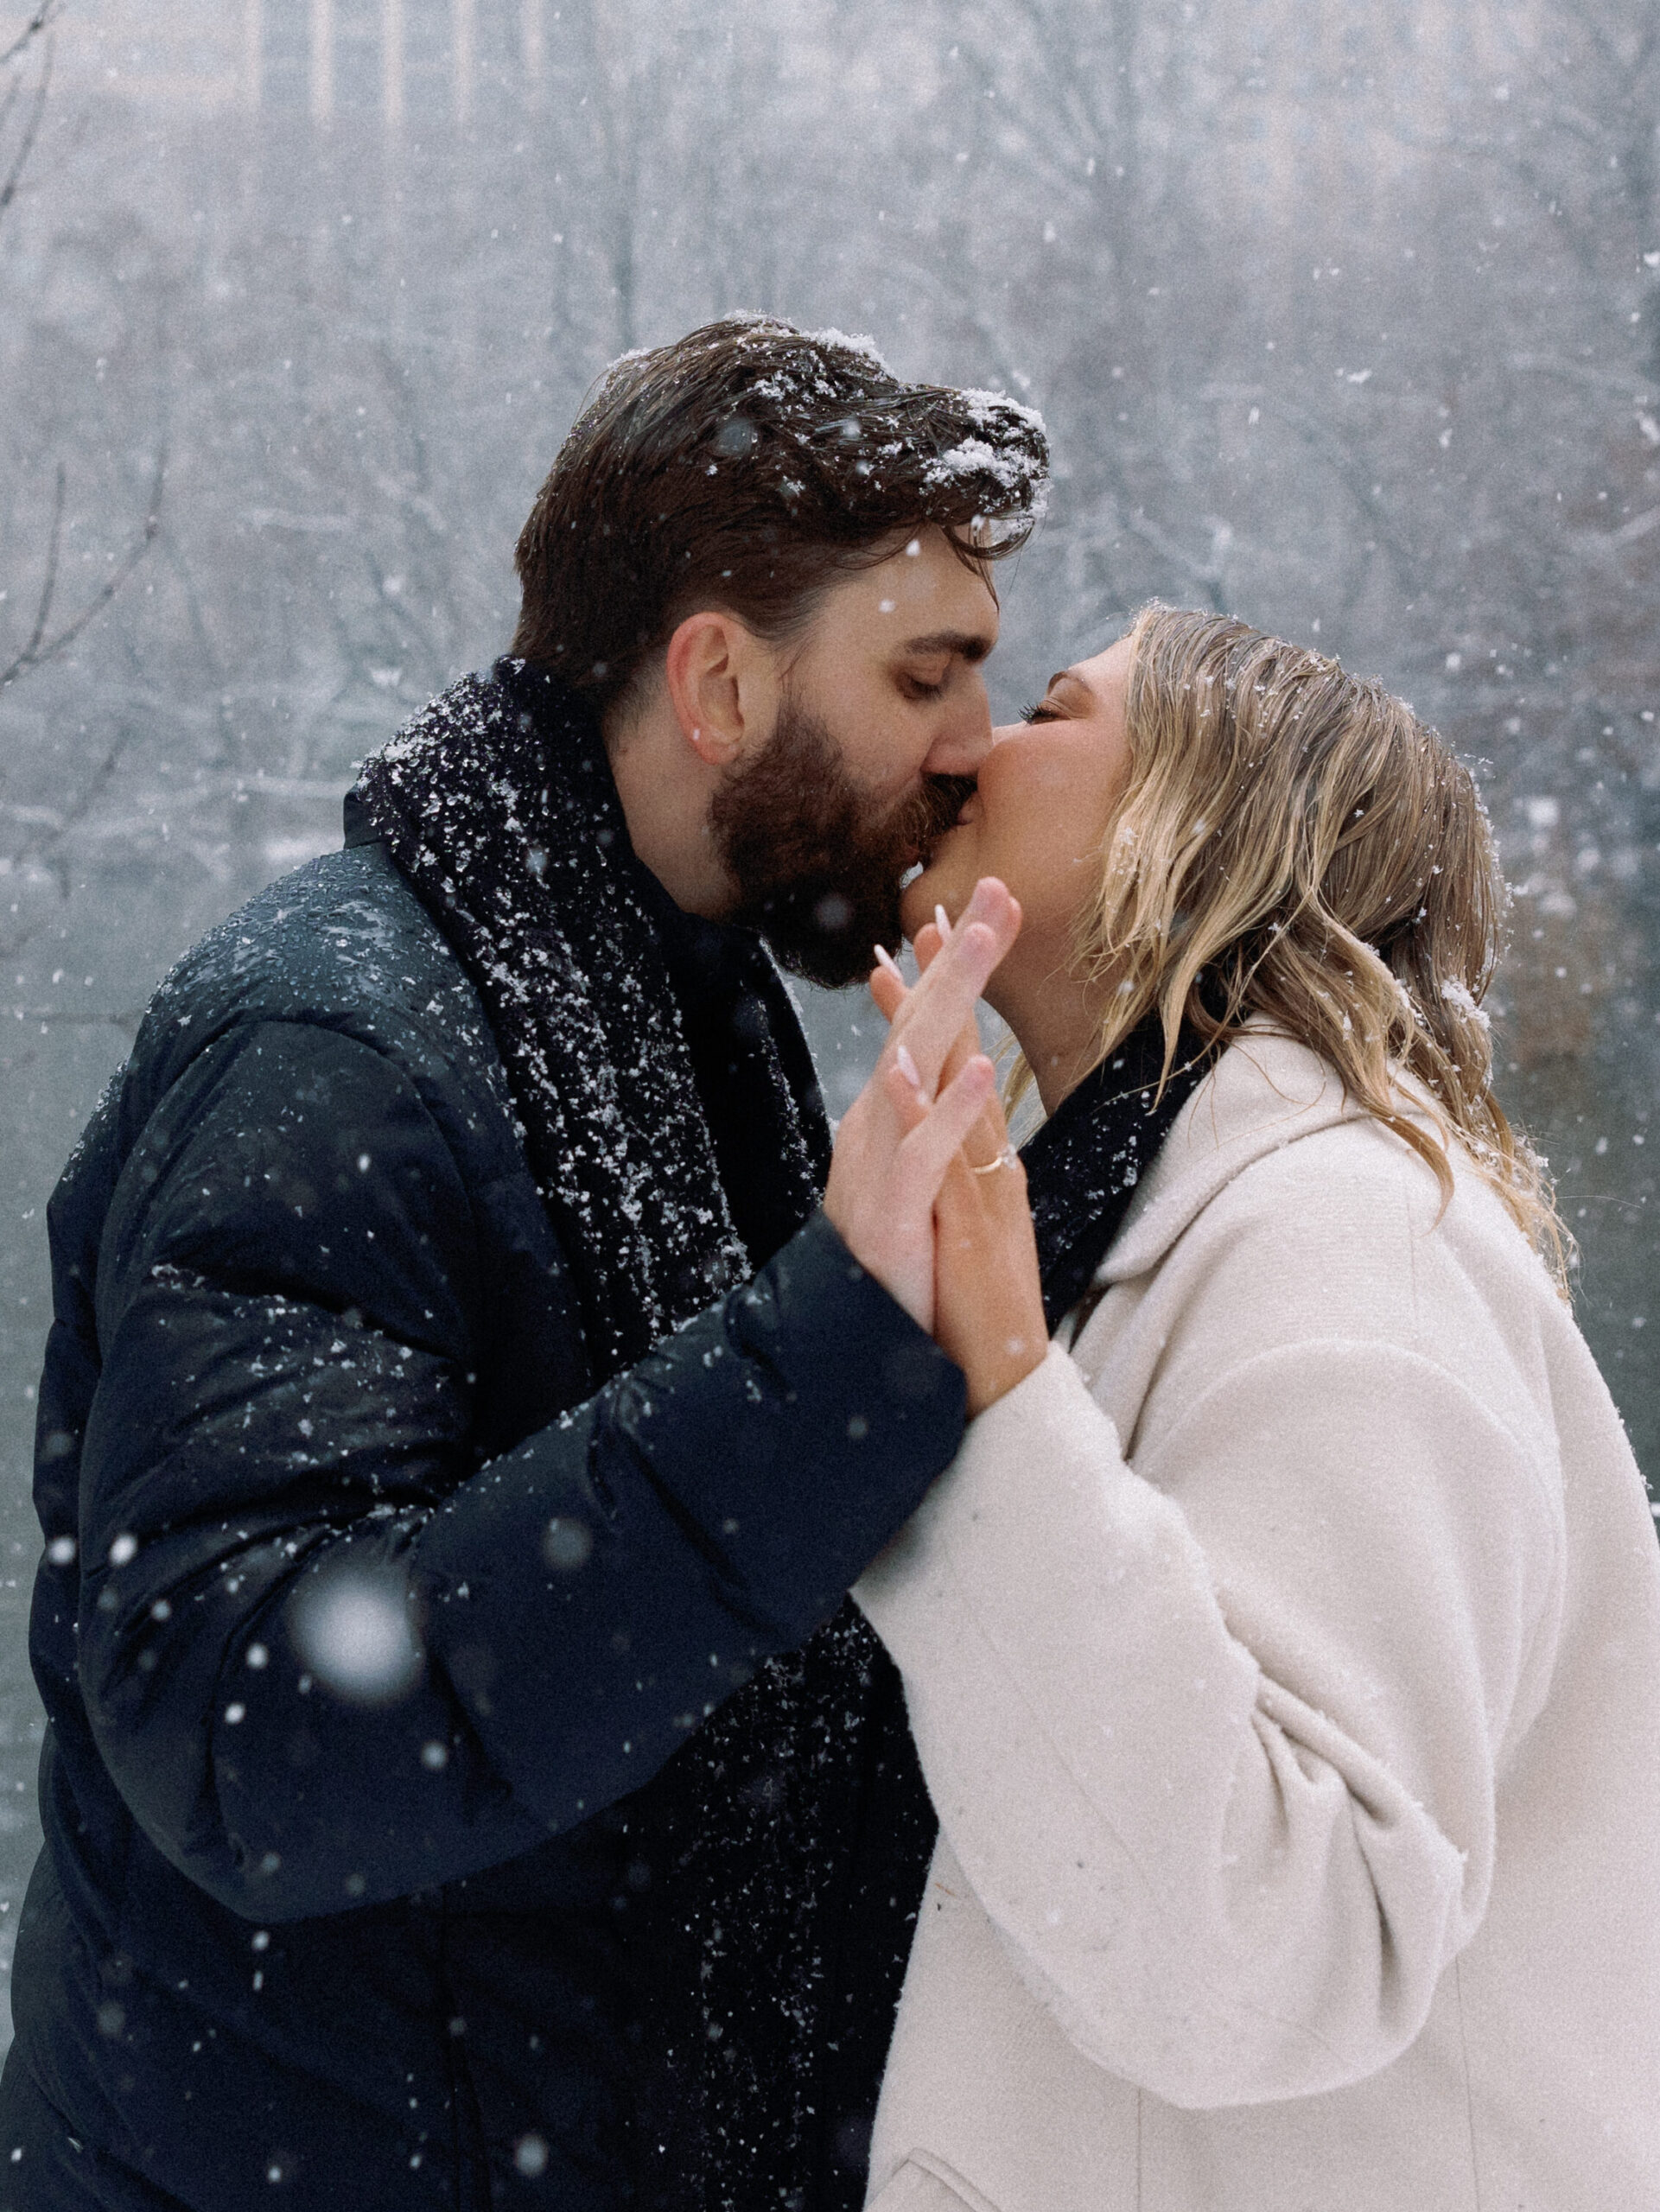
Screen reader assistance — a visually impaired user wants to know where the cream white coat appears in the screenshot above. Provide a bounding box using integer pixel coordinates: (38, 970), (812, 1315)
(855, 1034), (1660, 2212)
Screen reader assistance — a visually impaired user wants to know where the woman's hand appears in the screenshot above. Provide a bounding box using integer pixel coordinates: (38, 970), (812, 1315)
(823, 879), (1021, 1333)
(869, 917), (1049, 1415)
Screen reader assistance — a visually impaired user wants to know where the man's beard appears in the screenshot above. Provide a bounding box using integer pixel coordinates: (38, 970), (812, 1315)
(709, 692), (974, 988)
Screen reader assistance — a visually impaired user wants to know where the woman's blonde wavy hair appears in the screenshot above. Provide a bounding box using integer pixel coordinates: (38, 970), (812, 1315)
(1048, 604), (1568, 1287)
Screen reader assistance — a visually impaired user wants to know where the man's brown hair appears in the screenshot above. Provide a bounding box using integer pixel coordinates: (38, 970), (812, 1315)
(512, 315), (1049, 720)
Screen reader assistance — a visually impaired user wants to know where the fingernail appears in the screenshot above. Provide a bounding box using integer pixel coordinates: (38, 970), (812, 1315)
(895, 1044), (922, 1090)
(873, 943), (903, 979)
(968, 877), (1002, 919)
(934, 903), (952, 942)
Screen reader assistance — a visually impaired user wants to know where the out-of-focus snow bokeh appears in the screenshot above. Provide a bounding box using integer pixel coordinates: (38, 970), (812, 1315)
(0, 0), (1655, 2042)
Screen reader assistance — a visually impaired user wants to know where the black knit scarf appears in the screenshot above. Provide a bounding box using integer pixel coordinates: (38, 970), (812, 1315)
(354, 662), (901, 2212)
(354, 657), (826, 1374)
(1021, 1012), (1216, 1333)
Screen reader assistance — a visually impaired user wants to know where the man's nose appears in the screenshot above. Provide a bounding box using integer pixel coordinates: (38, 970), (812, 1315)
(920, 677), (995, 779)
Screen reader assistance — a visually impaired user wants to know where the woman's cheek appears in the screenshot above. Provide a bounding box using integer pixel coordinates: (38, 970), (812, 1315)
(927, 826), (979, 906)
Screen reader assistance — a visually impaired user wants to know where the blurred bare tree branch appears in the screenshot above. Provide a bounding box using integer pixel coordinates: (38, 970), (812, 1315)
(0, 24), (51, 223)
(0, 3), (61, 77)
(0, 449), (164, 693)
(3, 0), (164, 701)
(0, 0), (165, 964)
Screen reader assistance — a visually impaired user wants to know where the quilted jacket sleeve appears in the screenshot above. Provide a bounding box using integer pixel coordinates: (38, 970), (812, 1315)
(75, 1019), (963, 1921)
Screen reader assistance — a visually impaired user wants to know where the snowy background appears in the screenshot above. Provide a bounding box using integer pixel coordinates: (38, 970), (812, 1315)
(0, 0), (1656, 2042)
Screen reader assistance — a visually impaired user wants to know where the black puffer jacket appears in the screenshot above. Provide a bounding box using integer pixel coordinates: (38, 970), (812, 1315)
(0, 832), (962, 2211)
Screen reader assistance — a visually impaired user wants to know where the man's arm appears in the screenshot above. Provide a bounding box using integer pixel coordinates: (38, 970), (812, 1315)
(77, 1019), (964, 1922)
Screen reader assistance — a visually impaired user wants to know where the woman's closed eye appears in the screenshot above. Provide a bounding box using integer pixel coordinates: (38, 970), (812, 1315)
(1021, 697), (1063, 724)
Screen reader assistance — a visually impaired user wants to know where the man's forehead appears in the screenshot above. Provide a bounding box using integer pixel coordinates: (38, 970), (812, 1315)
(807, 527), (1000, 656)
(881, 539), (999, 640)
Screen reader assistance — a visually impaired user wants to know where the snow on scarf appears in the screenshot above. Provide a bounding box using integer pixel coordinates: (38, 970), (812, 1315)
(354, 655), (821, 1373)
(1022, 1010), (1215, 1333)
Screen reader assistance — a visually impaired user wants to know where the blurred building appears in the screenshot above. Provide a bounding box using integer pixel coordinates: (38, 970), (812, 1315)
(6, 0), (546, 124)
(22, 1), (1555, 199)
(1211, 0), (1549, 221)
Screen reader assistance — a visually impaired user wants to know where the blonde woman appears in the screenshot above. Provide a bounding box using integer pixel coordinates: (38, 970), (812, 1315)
(855, 608), (1660, 2212)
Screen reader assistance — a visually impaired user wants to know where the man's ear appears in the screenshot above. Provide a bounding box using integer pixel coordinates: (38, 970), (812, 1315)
(664, 611), (769, 769)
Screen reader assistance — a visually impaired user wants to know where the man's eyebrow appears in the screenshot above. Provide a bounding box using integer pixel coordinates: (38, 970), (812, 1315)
(901, 628), (996, 664)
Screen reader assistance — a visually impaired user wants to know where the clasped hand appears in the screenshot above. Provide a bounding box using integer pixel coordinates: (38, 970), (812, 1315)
(823, 878), (1047, 1416)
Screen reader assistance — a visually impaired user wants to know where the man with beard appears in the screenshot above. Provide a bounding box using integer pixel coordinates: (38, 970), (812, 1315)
(0, 319), (1047, 2212)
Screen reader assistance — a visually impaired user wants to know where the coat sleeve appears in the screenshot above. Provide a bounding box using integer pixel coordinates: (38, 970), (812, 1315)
(75, 1019), (963, 1922)
(855, 1215), (1564, 2107)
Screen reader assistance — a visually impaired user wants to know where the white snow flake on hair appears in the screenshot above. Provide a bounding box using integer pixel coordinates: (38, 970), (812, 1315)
(1441, 976), (1492, 1032)
(957, 385), (1048, 437)
(798, 325), (889, 371)
(923, 428), (1049, 517)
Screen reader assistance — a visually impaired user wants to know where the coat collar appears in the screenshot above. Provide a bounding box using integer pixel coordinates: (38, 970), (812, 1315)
(1101, 1031), (1371, 1285)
